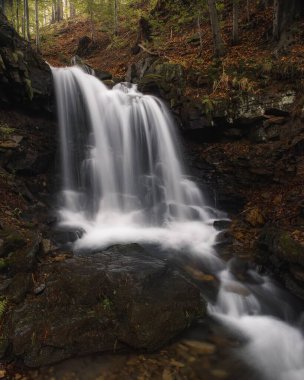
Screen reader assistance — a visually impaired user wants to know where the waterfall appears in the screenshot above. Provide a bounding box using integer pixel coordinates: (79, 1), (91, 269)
(52, 66), (304, 380)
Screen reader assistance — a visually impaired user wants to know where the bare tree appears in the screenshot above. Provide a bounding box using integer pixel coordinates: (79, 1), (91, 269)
(70, 0), (76, 18)
(35, 0), (39, 49)
(24, 0), (30, 41)
(114, 0), (118, 35)
(273, 0), (303, 40)
(207, 0), (225, 57)
(0, 0), (5, 15)
(232, 0), (239, 44)
(16, 0), (20, 33)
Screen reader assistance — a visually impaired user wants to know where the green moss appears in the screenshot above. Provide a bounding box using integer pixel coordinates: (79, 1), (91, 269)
(0, 298), (8, 320)
(24, 78), (33, 100)
(0, 123), (15, 137)
(279, 233), (304, 259)
(12, 52), (18, 63)
(16, 50), (24, 60)
(0, 258), (8, 270)
(101, 298), (113, 311)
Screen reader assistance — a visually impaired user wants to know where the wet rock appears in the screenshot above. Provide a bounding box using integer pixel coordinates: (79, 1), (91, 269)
(0, 10), (52, 109)
(33, 283), (46, 295)
(126, 57), (158, 83)
(5, 151), (53, 176)
(0, 229), (27, 258)
(290, 265), (304, 283)
(2, 244), (205, 367)
(181, 340), (216, 355)
(6, 234), (41, 273)
(95, 69), (112, 81)
(70, 55), (96, 76)
(138, 61), (185, 106)
(4, 273), (32, 304)
(256, 227), (304, 299)
(213, 220), (231, 230)
(257, 228), (304, 266)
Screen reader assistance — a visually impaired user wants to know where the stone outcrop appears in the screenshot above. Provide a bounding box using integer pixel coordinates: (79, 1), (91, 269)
(126, 58), (304, 303)
(0, 241), (204, 367)
(256, 228), (304, 300)
(0, 10), (52, 110)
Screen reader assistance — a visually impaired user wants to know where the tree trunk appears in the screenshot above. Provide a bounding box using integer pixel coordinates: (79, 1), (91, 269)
(16, 0), (20, 33)
(35, 0), (39, 49)
(114, 0), (118, 35)
(89, 3), (95, 42)
(232, 0), (239, 44)
(58, 0), (63, 21)
(10, 0), (15, 28)
(0, 0), (5, 15)
(51, 2), (55, 23)
(197, 14), (203, 57)
(70, 1), (75, 18)
(246, 0), (250, 22)
(207, 0), (225, 57)
(273, 0), (304, 40)
(24, 0), (30, 41)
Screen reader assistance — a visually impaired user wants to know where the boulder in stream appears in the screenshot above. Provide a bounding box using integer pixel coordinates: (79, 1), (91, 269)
(1, 243), (205, 367)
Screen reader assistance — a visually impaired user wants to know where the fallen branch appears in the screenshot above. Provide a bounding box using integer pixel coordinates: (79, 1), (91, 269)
(138, 43), (160, 56)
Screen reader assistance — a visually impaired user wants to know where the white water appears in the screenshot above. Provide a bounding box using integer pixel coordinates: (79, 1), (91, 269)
(52, 66), (304, 380)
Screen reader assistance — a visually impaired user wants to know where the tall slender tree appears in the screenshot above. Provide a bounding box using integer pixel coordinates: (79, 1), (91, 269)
(207, 0), (225, 57)
(0, 0), (5, 15)
(24, 0), (30, 41)
(16, 0), (20, 33)
(232, 0), (239, 44)
(114, 0), (118, 35)
(35, 0), (39, 49)
(70, 0), (76, 18)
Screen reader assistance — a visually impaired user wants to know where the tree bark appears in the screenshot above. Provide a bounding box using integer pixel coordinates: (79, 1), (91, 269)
(273, 0), (304, 40)
(70, 0), (75, 18)
(16, 0), (20, 33)
(35, 0), (39, 49)
(232, 0), (239, 44)
(24, 0), (30, 41)
(197, 14), (203, 57)
(114, 0), (118, 35)
(89, 2), (95, 42)
(0, 0), (5, 15)
(207, 0), (225, 57)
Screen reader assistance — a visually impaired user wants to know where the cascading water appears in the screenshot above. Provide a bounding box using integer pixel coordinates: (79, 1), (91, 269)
(52, 66), (304, 380)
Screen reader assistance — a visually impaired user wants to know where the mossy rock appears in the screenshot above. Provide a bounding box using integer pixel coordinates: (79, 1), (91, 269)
(257, 227), (304, 266)
(276, 232), (304, 265)
(0, 229), (27, 258)
(24, 78), (33, 101)
(7, 234), (41, 273)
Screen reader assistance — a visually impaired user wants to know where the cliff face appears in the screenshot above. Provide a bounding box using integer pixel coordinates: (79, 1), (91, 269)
(0, 11), (52, 111)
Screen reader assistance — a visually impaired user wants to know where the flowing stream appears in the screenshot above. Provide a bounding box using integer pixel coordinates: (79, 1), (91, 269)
(52, 66), (304, 380)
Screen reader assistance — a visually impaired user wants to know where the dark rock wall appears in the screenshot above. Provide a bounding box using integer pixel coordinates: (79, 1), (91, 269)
(0, 10), (53, 111)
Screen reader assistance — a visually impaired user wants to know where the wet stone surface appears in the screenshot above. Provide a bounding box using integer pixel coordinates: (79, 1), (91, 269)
(1, 244), (205, 367)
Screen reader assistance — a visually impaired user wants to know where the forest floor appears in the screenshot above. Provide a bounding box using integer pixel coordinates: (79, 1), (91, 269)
(40, 3), (304, 98)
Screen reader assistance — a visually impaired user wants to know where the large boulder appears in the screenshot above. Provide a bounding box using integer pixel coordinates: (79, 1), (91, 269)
(0, 10), (52, 110)
(1, 243), (205, 367)
(256, 227), (304, 300)
(138, 61), (185, 109)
